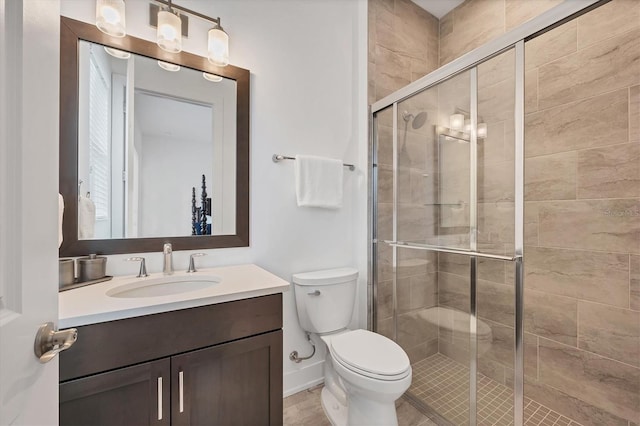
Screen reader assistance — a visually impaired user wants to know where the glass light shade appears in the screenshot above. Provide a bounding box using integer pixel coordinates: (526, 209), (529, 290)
(157, 61), (180, 72)
(157, 10), (182, 53)
(104, 47), (130, 59)
(477, 122), (488, 139)
(464, 119), (471, 133)
(208, 26), (229, 67)
(203, 72), (223, 82)
(450, 113), (464, 131)
(96, 0), (126, 37)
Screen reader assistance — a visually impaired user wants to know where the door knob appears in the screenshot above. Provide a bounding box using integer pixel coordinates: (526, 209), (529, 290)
(34, 322), (77, 363)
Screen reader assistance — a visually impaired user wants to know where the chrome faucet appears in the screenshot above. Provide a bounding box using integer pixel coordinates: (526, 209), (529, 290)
(163, 243), (173, 275)
(125, 257), (148, 278)
(187, 253), (207, 273)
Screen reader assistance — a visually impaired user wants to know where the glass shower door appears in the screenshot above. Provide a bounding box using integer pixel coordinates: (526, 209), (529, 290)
(395, 70), (475, 425)
(374, 45), (522, 426)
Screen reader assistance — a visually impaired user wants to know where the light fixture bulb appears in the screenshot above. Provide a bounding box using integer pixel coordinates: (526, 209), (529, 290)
(157, 61), (180, 72)
(208, 25), (229, 67)
(203, 72), (223, 82)
(450, 114), (464, 131)
(96, 0), (126, 37)
(157, 10), (182, 53)
(104, 46), (131, 59)
(477, 123), (488, 139)
(464, 119), (471, 133)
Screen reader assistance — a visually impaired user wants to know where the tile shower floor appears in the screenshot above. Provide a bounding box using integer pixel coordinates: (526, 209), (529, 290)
(409, 354), (583, 426)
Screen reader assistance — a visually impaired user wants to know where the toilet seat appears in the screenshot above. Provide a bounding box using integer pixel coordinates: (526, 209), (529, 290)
(329, 329), (410, 381)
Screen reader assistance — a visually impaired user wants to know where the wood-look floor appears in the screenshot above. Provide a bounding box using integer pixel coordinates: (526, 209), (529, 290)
(283, 385), (438, 426)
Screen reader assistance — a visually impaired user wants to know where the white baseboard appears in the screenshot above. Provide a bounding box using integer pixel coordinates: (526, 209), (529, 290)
(283, 359), (325, 397)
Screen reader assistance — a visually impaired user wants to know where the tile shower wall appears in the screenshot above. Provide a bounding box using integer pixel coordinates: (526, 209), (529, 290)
(522, 2), (639, 424)
(439, 0), (564, 67)
(436, 1), (640, 425)
(370, 0), (441, 364)
(369, 0), (439, 104)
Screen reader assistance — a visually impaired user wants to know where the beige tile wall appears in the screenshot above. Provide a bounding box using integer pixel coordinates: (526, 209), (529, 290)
(439, 0), (563, 66)
(369, 0), (439, 103)
(521, 3), (640, 424)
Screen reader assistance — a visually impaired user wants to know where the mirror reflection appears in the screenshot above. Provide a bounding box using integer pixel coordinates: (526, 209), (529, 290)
(77, 40), (237, 240)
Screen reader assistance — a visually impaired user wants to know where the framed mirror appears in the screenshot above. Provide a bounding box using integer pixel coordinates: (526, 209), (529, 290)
(60, 17), (249, 256)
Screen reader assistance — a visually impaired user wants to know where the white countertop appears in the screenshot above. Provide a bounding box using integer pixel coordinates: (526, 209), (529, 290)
(59, 264), (290, 328)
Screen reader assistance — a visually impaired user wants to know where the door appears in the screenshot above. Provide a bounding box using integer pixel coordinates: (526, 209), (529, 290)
(172, 330), (283, 426)
(59, 359), (171, 426)
(0, 0), (62, 424)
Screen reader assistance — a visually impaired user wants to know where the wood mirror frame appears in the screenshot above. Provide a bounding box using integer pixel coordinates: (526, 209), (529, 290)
(59, 17), (249, 256)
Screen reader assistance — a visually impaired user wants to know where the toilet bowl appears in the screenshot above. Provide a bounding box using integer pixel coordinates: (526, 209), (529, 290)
(293, 268), (412, 426)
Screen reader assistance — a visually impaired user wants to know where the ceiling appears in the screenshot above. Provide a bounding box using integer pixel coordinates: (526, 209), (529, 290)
(411, 0), (465, 18)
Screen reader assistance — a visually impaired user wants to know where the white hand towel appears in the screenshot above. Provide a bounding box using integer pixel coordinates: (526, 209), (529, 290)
(294, 154), (344, 209)
(78, 195), (96, 239)
(58, 193), (64, 248)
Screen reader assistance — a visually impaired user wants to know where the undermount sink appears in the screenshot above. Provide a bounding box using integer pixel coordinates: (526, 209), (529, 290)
(106, 275), (221, 298)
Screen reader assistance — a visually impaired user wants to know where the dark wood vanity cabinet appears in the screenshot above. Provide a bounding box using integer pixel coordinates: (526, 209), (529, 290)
(59, 294), (283, 426)
(60, 359), (171, 426)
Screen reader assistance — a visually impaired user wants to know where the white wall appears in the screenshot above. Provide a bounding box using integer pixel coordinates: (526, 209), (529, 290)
(60, 0), (369, 396)
(138, 132), (212, 237)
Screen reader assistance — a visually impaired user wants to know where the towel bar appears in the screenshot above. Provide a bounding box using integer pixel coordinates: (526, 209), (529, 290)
(272, 154), (355, 171)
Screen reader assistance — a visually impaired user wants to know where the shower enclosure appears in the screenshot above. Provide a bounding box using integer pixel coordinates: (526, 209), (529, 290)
(369, 2), (639, 425)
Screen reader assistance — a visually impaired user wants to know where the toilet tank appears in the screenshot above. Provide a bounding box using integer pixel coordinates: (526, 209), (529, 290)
(293, 267), (359, 334)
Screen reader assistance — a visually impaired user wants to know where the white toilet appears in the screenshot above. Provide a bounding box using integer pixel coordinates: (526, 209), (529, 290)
(293, 268), (412, 426)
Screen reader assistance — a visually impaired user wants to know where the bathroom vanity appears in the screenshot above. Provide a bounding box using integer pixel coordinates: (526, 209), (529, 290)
(58, 264), (288, 426)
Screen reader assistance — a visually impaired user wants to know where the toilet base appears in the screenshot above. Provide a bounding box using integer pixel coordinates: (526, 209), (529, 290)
(345, 391), (399, 426)
(321, 386), (348, 426)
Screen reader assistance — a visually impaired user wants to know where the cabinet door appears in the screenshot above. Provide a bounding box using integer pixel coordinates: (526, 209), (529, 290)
(60, 358), (171, 426)
(172, 330), (283, 426)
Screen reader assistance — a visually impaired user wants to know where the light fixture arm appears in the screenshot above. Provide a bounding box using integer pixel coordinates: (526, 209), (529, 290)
(153, 0), (220, 26)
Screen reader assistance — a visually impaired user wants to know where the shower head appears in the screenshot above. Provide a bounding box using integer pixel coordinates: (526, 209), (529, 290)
(402, 110), (428, 130)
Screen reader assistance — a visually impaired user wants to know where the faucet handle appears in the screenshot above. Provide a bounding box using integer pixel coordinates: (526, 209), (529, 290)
(187, 253), (207, 273)
(125, 257), (148, 278)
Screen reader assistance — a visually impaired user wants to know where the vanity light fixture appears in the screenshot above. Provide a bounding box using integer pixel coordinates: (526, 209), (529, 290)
(96, 0), (126, 38)
(449, 114), (464, 131)
(149, 1), (230, 67)
(446, 113), (488, 139)
(156, 2), (182, 53)
(203, 72), (223, 82)
(157, 61), (181, 72)
(104, 47), (131, 59)
(208, 23), (229, 67)
(477, 123), (488, 139)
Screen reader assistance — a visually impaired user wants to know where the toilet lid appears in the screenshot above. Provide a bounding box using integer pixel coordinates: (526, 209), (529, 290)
(330, 330), (410, 378)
